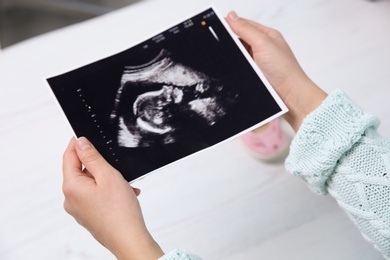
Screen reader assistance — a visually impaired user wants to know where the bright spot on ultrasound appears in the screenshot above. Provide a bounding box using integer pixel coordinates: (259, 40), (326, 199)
(110, 49), (237, 148)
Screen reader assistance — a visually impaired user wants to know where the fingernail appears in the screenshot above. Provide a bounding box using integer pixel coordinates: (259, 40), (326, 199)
(77, 137), (92, 150)
(228, 11), (239, 21)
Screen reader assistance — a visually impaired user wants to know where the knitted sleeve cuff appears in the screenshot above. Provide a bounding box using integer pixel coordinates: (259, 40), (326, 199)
(285, 89), (380, 195)
(159, 249), (202, 260)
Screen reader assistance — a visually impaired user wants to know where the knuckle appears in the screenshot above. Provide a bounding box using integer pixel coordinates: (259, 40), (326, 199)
(237, 18), (249, 26)
(269, 28), (282, 38)
(81, 151), (102, 164)
(62, 178), (80, 199)
(62, 183), (79, 216)
(62, 148), (70, 162)
(62, 181), (74, 198)
(236, 19), (249, 34)
(63, 200), (72, 214)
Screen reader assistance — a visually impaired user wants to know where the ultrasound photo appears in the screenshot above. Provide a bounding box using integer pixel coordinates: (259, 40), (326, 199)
(111, 49), (238, 148)
(47, 7), (287, 182)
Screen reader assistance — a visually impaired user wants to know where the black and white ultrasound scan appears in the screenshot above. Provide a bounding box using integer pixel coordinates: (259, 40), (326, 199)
(47, 6), (287, 182)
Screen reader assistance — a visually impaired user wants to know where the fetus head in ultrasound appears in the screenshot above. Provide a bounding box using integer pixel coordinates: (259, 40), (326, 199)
(110, 49), (237, 148)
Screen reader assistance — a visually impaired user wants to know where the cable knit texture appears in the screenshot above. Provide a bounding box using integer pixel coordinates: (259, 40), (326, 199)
(159, 249), (201, 260)
(286, 89), (390, 259)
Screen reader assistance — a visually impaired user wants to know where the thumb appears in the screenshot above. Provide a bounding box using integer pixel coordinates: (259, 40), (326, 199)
(226, 11), (273, 52)
(75, 137), (116, 179)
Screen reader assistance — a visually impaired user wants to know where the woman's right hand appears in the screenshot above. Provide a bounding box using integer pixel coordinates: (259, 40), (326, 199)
(62, 137), (164, 260)
(226, 11), (327, 131)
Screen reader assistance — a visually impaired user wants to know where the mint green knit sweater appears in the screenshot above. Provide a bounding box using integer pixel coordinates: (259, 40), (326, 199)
(286, 89), (390, 259)
(160, 89), (390, 259)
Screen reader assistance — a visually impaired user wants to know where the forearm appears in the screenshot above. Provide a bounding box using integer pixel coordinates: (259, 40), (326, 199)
(281, 76), (327, 132)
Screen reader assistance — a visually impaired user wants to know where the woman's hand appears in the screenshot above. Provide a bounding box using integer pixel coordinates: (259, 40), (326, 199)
(62, 137), (164, 260)
(226, 11), (327, 131)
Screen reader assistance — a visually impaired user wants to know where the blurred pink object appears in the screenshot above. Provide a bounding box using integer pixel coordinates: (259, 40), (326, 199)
(240, 118), (289, 161)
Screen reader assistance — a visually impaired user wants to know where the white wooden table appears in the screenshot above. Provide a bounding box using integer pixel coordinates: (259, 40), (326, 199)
(1, 0), (389, 259)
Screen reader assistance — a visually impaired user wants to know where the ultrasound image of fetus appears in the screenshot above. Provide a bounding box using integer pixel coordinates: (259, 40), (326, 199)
(110, 49), (238, 148)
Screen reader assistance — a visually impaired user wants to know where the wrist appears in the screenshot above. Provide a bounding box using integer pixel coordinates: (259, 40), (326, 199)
(110, 229), (164, 260)
(282, 76), (327, 132)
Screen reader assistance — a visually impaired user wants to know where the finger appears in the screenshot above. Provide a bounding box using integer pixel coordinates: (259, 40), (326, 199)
(83, 168), (94, 178)
(63, 137), (87, 210)
(226, 11), (274, 51)
(227, 11), (273, 34)
(63, 137), (83, 181)
(133, 187), (141, 197)
(75, 137), (117, 180)
(239, 39), (253, 57)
